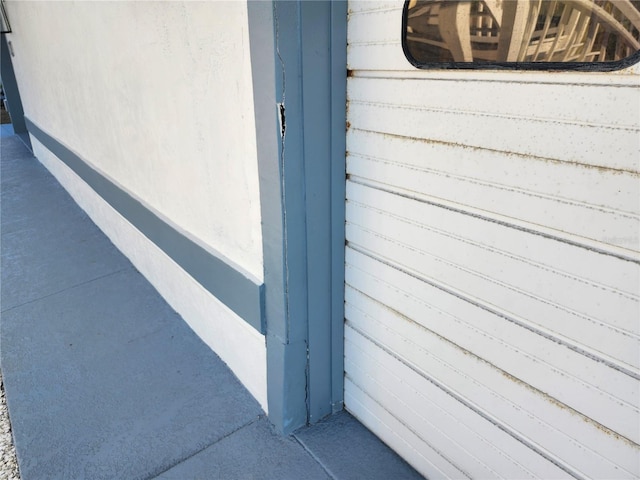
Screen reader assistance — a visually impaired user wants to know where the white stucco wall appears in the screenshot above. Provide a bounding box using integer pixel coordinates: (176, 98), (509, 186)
(4, 1), (268, 409)
(6, 0), (263, 280)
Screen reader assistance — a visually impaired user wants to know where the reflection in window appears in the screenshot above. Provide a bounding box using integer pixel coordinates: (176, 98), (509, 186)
(403, 0), (640, 68)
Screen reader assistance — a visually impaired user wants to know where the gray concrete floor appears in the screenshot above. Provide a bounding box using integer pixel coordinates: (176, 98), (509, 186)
(0, 127), (423, 480)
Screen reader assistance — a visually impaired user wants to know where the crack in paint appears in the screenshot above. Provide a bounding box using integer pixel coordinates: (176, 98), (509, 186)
(273, 2), (291, 342)
(278, 103), (286, 138)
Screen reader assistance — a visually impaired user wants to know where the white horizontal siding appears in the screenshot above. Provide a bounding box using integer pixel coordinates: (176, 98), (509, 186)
(348, 78), (640, 130)
(347, 3), (405, 71)
(347, 182), (640, 370)
(349, 108), (638, 183)
(345, 1), (640, 478)
(345, 327), (574, 479)
(347, 128), (639, 224)
(345, 285), (639, 478)
(346, 245), (639, 442)
(347, 147), (639, 255)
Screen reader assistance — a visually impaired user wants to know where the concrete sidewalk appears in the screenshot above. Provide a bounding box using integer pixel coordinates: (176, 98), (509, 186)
(0, 128), (423, 480)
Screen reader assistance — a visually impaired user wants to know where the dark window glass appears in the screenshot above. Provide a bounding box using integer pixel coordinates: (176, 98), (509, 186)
(403, 0), (640, 70)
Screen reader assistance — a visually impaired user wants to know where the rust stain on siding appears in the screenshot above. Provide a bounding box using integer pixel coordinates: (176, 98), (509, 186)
(367, 130), (639, 176)
(498, 369), (639, 448)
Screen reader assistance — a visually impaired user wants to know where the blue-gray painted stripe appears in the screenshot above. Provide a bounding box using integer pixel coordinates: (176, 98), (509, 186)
(24, 117), (265, 333)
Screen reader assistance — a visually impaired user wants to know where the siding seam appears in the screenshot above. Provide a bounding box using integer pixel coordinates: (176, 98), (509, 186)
(348, 176), (640, 262)
(347, 243), (640, 381)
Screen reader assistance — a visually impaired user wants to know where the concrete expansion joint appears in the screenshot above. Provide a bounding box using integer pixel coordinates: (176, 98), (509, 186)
(291, 434), (338, 480)
(0, 266), (133, 314)
(145, 415), (266, 480)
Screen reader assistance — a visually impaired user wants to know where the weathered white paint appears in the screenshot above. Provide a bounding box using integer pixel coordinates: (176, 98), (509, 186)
(5, 1), (268, 408)
(345, 1), (640, 478)
(5, 0), (263, 280)
(30, 136), (268, 412)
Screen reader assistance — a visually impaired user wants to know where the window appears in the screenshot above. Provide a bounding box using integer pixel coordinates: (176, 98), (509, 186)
(403, 0), (640, 70)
